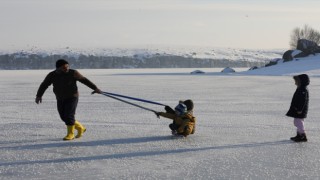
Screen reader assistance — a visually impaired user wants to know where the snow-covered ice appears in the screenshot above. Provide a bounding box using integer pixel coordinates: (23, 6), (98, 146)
(1, 58), (320, 179)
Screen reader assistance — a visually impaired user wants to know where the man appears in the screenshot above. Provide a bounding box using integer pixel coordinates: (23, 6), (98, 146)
(35, 59), (102, 140)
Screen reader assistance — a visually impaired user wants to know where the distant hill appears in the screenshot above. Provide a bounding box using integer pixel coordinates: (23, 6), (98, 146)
(0, 46), (283, 69)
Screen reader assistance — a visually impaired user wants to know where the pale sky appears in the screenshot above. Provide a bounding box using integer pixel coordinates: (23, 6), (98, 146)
(1, 0), (320, 50)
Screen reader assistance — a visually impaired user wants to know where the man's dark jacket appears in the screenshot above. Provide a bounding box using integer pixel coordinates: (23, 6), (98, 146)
(36, 69), (97, 100)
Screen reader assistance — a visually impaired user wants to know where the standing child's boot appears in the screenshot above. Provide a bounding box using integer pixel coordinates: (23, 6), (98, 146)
(293, 133), (308, 142)
(63, 125), (75, 141)
(290, 132), (299, 141)
(74, 120), (86, 138)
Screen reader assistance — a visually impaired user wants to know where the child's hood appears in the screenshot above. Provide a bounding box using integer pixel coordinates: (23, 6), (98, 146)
(295, 74), (310, 87)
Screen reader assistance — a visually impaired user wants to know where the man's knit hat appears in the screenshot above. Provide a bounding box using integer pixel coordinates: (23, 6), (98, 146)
(56, 59), (69, 68)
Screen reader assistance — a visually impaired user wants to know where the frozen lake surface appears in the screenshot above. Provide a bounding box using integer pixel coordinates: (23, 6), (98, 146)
(1, 68), (320, 179)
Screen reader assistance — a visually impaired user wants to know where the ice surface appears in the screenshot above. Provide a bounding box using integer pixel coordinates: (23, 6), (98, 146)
(0, 64), (320, 179)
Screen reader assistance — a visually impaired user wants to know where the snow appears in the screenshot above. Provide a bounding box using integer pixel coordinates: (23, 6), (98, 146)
(190, 70), (205, 74)
(1, 55), (320, 179)
(242, 55), (320, 76)
(221, 67), (236, 73)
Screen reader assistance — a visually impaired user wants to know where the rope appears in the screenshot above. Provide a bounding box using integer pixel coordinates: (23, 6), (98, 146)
(102, 91), (167, 106)
(101, 92), (158, 113)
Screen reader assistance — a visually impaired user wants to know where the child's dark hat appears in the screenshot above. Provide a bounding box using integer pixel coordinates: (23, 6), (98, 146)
(183, 99), (194, 111)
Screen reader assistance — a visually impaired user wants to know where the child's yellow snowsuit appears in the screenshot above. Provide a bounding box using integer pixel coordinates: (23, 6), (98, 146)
(158, 112), (196, 136)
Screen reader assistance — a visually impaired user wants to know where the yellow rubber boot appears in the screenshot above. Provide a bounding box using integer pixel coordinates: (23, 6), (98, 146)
(74, 120), (86, 138)
(63, 125), (75, 141)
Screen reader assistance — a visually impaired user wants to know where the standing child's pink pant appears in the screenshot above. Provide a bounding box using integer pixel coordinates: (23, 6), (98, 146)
(294, 118), (305, 134)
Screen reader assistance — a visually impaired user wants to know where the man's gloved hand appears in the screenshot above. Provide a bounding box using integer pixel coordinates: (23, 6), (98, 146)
(91, 88), (102, 94)
(35, 97), (42, 104)
(154, 112), (161, 118)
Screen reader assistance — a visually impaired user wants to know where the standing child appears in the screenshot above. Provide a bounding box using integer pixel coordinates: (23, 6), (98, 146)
(155, 100), (196, 137)
(286, 74), (309, 142)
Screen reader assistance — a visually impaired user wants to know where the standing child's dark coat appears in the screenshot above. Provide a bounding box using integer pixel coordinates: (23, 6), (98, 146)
(286, 74), (309, 119)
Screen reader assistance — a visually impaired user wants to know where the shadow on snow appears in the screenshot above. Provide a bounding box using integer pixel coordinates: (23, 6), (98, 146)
(0, 137), (292, 167)
(1, 136), (173, 150)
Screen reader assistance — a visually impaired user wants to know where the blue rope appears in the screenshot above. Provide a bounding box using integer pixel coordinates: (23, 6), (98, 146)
(101, 92), (158, 113)
(102, 91), (167, 106)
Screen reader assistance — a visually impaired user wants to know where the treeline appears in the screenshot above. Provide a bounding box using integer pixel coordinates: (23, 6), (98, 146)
(0, 53), (266, 69)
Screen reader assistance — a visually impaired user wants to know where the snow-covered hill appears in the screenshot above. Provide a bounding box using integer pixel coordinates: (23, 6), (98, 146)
(0, 46), (283, 69)
(0, 46), (283, 62)
(242, 54), (320, 76)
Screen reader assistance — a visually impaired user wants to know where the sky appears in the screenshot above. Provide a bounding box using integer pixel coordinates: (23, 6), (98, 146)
(1, 0), (320, 50)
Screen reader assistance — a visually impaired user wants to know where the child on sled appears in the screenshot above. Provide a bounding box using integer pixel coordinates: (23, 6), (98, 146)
(155, 100), (196, 137)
